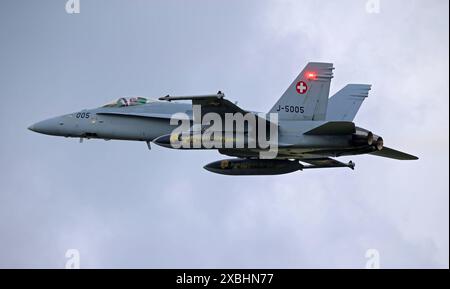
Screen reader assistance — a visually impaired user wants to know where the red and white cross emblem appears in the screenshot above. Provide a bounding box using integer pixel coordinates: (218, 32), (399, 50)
(296, 81), (308, 94)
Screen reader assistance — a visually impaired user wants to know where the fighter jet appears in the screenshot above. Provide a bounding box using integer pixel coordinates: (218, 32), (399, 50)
(28, 62), (418, 175)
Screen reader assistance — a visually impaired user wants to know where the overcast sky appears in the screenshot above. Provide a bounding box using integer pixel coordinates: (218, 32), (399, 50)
(0, 0), (448, 268)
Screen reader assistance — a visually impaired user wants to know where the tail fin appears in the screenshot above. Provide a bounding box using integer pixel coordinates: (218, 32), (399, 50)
(327, 84), (371, 121)
(269, 62), (334, 121)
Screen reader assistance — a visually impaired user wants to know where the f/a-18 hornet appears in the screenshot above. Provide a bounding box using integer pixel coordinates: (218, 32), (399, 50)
(29, 62), (418, 175)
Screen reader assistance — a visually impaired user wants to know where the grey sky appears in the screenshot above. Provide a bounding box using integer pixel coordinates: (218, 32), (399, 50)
(0, 0), (448, 268)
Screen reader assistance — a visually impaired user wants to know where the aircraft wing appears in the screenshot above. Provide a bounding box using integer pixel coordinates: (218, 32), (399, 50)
(159, 93), (246, 116)
(159, 93), (277, 128)
(369, 146), (418, 160)
(300, 158), (355, 169)
(96, 111), (189, 120)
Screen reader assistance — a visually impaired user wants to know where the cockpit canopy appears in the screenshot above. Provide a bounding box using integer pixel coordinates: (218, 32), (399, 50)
(103, 97), (155, 108)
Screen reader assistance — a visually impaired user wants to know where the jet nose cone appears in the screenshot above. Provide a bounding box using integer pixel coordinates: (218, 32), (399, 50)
(28, 118), (61, 136)
(28, 120), (48, 134)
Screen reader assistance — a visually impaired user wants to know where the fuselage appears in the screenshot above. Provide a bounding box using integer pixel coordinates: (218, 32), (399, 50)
(28, 99), (192, 141)
(28, 97), (380, 159)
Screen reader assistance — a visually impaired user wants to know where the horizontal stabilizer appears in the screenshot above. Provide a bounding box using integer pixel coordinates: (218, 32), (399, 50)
(369, 146), (418, 160)
(304, 121), (355, 135)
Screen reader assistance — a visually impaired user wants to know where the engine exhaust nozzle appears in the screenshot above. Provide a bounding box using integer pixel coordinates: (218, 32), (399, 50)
(375, 137), (384, 151)
(352, 131), (374, 146)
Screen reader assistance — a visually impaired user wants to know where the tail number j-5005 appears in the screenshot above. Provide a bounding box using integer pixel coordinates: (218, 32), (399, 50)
(276, 105), (304, 113)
